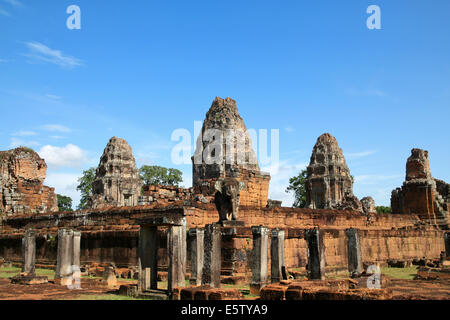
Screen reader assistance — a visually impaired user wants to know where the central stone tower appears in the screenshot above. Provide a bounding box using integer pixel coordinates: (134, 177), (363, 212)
(90, 137), (142, 209)
(192, 97), (270, 207)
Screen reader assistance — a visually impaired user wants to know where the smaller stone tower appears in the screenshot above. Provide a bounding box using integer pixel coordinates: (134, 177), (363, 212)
(305, 133), (361, 211)
(90, 137), (142, 209)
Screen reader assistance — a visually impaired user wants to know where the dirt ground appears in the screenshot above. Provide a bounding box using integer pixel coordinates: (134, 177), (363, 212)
(0, 266), (448, 300)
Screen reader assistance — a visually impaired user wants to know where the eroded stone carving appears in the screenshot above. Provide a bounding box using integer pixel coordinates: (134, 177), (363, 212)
(214, 178), (245, 221)
(361, 196), (376, 215)
(90, 137), (142, 209)
(0, 147), (57, 216)
(305, 133), (362, 212)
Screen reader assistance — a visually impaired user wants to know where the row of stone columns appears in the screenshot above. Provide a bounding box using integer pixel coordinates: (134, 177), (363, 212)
(304, 228), (364, 280)
(250, 227), (286, 294)
(187, 223), (223, 288)
(19, 229), (81, 284)
(55, 229), (81, 284)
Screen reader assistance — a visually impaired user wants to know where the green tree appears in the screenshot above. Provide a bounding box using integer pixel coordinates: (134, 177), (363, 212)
(57, 194), (73, 212)
(76, 167), (96, 210)
(286, 169), (308, 208)
(376, 206), (392, 214)
(139, 165), (183, 187)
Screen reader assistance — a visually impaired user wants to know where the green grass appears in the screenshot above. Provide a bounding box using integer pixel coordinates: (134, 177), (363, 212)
(0, 266), (56, 279)
(0, 266), (21, 279)
(381, 266), (418, 280)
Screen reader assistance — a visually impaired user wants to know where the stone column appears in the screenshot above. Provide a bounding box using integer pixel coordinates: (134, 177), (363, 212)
(138, 226), (158, 291)
(346, 228), (363, 276)
(445, 232), (450, 259)
(188, 228), (204, 286)
(270, 229), (285, 283)
(168, 221), (187, 293)
(305, 228), (326, 280)
(55, 229), (74, 279)
(72, 231), (81, 268)
(21, 229), (36, 275)
(250, 226), (269, 294)
(202, 223), (221, 288)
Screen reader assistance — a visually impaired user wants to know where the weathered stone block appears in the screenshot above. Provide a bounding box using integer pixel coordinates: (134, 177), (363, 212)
(202, 223), (221, 288)
(305, 228), (326, 280)
(250, 226), (269, 294)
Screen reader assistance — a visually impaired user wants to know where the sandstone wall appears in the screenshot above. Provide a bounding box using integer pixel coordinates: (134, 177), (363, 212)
(0, 205), (445, 278)
(0, 147), (58, 217)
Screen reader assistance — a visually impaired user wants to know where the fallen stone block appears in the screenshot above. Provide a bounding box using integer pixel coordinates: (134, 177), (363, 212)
(119, 284), (138, 297)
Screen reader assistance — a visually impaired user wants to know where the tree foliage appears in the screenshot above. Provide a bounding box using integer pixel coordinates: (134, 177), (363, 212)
(286, 169), (308, 208)
(57, 194), (73, 212)
(139, 165), (183, 187)
(76, 167), (96, 210)
(376, 206), (392, 214)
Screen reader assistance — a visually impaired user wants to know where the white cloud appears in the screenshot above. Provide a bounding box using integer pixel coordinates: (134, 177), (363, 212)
(3, 0), (23, 6)
(40, 124), (71, 133)
(50, 135), (66, 140)
(284, 126), (295, 133)
(354, 174), (403, 185)
(345, 150), (377, 159)
(45, 172), (81, 210)
(262, 160), (308, 207)
(38, 144), (87, 168)
(45, 94), (62, 100)
(23, 42), (83, 68)
(0, 58), (10, 63)
(345, 88), (385, 97)
(13, 130), (37, 137)
(0, 7), (10, 16)
(10, 137), (40, 148)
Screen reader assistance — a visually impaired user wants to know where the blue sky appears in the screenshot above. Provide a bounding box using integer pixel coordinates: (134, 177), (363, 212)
(1, 0), (449, 208)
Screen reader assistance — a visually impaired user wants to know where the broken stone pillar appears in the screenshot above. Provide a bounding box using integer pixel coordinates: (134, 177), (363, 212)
(72, 231), (81, 268)
(270, 229), (285, 283)
(188, 228), (204, 286)
(138, 226), (158, 291)
(202, 223), (221, 288)
(55, 229), (74, 280)
(21, 229), (36, 275)
(346, 228), (363, 276)
(305, 228), (326, 280)
(250, 226), (269, 294)
(168, 220), (187, 293)
(445, 232), (450, 259)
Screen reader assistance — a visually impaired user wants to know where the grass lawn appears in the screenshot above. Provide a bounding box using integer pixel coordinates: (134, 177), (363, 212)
(381, 266), (418, 280)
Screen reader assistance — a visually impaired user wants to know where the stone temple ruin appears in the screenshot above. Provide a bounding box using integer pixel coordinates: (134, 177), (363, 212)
(89, 137), (142, 209)
(0, 147), (57, 217)
(391, 148), (450, 230)
(305, 133), (362, 212)
(0, 96), (449, 300)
